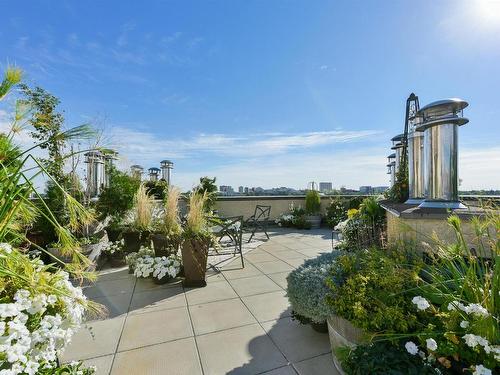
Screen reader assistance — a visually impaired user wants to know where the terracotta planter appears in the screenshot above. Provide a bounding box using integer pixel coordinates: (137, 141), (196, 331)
(305, 215), (321, 229)
(327, 315), (367, 374)
(181, 239), (209, 287)
(122, 231), (141, 253)
(105, 227), (122, 242)
(151, 233), (178, 257)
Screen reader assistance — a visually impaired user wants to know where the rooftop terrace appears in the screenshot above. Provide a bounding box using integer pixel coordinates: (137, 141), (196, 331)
(63, 229), (339, 375)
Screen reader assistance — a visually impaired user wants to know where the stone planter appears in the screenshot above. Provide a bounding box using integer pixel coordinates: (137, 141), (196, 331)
(305, 215), (321, 229)
(327, 315), (366, 374)
(181, 239), (209, 287)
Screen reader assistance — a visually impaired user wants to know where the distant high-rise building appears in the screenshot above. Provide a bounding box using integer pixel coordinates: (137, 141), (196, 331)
(219, 185), (234, 194)
(238, 186), (244, 193)
(244, 187), (249, 194)
(373, 186), (389, 194)
(359, 186), (373, 194)
(319, 182), (333, 192)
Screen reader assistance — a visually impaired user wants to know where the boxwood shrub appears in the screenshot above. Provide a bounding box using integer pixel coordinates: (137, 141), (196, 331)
(286, 251), (342, 323)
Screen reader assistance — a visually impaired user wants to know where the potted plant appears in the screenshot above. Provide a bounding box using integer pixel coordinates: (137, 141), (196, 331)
(105, 216), (123, 242)
(150, 187), (182, 257)
(180, 191), (214, 287)
(151, 254), (182, 284)
(125, 245), (154, 273)
(286, 252), (341, 333)
(305, 190), (322, 229)
(101, 240), (126, 267)
(122, 184), (154, 253)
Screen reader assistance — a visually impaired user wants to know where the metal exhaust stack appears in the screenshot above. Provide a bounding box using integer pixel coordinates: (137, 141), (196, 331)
(148, 167), (160, 182)
(391, 134), (404, 173)
(416, 98), (469, 209)
(387, 153), (396, 187)
(405, 114), (425, 204)
(130, 165), (144, 180)
(160, 159), (174, 185)
(84, 151), (104, 199)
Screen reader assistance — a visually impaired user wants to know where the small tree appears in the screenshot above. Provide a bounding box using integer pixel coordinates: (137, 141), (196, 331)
(195, 176), (217, 213)
(305, 190), (321, 215)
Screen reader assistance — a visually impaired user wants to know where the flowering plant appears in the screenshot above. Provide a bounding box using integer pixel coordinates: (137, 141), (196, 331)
(101, 240), (124, 257)
(275, 207), (311, 230)
(132, 253), (182, 281)
(0, 243), (99, 375)
(125, 246), (154, 272)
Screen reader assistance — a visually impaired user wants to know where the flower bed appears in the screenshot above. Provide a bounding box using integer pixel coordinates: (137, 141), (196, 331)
(126, 246), (182, 283)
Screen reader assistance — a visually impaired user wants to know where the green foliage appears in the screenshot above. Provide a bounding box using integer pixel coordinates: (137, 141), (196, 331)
(0, 66), (22, 100)
(326, 249), (423, 333)
(144, 179), (169, 200)
(286, 252), (341, 323)
(339, 341), (440, 375)
(305, 190), (321, 215)
(195, 176), (217, 213)
(96, 167), (141, 221)
(325, 196), (347, 228)
(19, 84), (66, 181)
(385, 163), (409, 203)
(275, 207), (312, 229)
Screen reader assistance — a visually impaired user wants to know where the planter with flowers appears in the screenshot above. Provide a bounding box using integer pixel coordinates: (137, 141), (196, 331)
(102, 240), (126, 267)
(132, 252), (182, 284)
(180, 191), (215, 287)
(305, 190), (322, 229)
(125, 245), (154, 274)
(122, 184), (154, 253)
(150, 187), (182, 258)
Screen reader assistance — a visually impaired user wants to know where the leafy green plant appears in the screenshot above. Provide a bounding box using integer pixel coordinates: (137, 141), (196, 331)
(286, 252), (341, 323)
(305, 190), (321, 215)
(385, 163), (409, 203)
(195, 176), (218, 213)
(338, 341), (440, 375)
(275, 207), (312, 229)
(96, 166), (141, 221)
(326, 248), (424, 333)
(144, 179), (169, 200)
(325, 196), (347, 228)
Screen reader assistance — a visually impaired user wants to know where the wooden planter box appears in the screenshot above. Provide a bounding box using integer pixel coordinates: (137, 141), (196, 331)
(327, 315), (366, 374)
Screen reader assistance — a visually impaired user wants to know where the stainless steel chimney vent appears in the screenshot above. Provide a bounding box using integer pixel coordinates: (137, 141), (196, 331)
(160, 159), (174, 185)
(405, 115), (425, 204)
(148, 167), (161, 182)
(416, 98), (469, 209)
(130, 165), (144, 180)
(387, 153), (396, 187)
(391, 134), (404, 173)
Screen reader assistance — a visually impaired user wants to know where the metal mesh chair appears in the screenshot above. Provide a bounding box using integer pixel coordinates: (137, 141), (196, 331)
(208, 215), (244, 268)
(244, 205), (271, 242)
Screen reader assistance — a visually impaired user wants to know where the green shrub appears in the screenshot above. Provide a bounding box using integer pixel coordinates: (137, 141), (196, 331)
(338, 341), (440, 375)
(326, 249), (423, 333)
(305, 190), (321, 215)
(325, 196), (347, 228)
(286, 252), (341, 323)
(275, 207), (312, 229)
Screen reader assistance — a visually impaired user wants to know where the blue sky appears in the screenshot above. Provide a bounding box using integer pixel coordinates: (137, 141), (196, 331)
(1, 0), (499, 190)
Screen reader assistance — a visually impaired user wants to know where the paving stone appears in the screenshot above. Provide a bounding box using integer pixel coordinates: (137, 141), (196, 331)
(267, 271), (291, 289)
(81, 354), (114, 375)
(220, 261), (263, 280)
(111, 337), (202, 375)
(118, 306), (193, 351)
(229, 275), (281, 297)
(244, 251), (279, 263)
(189, 298), (257, 335)
(84, 278), (135, 299)
(294, 353), (340, 375)
(253, 260), (294, 275)
(91, 293), (132, 320)
(262, 365), (298, 374)
(134, 277), (183, 292)
(128, 286), (185, 314)
(270, 249), (309, 261)
(284, 258), (308, 268)
(242, 290), (291, 322)
(196, 324), (287, 375)
(185, 280), (238, 305)
(61, 317), (125, 361)
(262, 318), (331, 363)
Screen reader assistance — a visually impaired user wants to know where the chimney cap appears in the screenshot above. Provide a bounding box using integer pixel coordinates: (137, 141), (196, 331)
(418, 98), (468, 118)
(387, 153), (396, 159)
(148, 167), (161, 172)
(391, 134), (404, 142)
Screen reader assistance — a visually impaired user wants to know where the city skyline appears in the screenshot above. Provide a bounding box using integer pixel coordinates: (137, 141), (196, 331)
(1, 0), (499, 191)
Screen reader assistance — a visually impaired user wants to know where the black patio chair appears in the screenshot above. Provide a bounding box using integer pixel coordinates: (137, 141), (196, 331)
(208, 215), (244, 268)
(244, 205), (271, 242)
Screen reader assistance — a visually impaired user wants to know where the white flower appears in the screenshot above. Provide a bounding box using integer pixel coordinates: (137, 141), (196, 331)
(464, 303), (489, 318)
(460, 320), (470, 329)
(411, 296), (430, 311)
(405, 341), (419, 355)
(473, 365), (492, 375)
(426, 338), (438, 351)
(0, 242), (13, 254)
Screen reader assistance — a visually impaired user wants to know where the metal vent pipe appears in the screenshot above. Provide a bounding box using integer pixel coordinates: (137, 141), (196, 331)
(148, 167), (160, 182)
(160, 160), (174, 185)
(391, 134), (404, 173)
(416, 98), (469, 209)
(387, 153), (396, 187)
(405, 115), (425, 204)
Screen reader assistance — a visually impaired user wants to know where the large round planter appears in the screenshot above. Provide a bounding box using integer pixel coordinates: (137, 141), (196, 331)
(181, 239), (209, 287)
(327, 315), (367, 374)
(122, 231), (141, 253)
(305, 215), (321, 229)
(151, 233), (178, 257)
(105, 227), (122, 242)
(108, 254), (126, 268)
